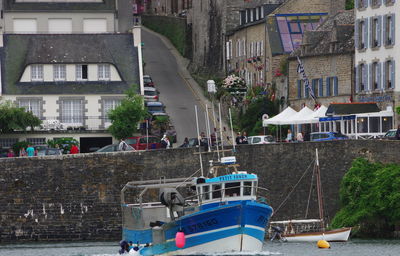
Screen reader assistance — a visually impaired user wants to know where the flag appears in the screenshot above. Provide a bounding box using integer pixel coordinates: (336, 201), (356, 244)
(297, 56), (317, 103)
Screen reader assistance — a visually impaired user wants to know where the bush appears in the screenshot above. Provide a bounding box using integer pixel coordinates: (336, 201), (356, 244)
(47, 138), (79, 154)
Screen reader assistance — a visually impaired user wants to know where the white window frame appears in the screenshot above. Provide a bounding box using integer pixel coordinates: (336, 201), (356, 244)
(60, 99), (84, 125)
(98, 64), (110, 81)
(18, 99), (41, 118)
(76, 64), (88, 81)
(103, 98), (121, 123)
(31, 65), (43, 81)
(53, 64), (66, 81)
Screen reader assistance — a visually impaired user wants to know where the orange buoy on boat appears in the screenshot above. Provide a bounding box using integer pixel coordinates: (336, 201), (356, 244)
(175, 231), (186, 248)
(317, 239), (330, 249)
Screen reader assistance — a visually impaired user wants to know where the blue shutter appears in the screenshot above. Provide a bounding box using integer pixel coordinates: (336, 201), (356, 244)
(312, 79), (316, 97)
(368, 63), (372, 91)
(369, 17), (374, 48)
(355, 65), (360, 93)
(319, 78), (323, 97)
(326, 77), (331, 96)
(382, 61), (387, 90)
(383, 15), (387, 46)
(391, 14), (396, 45)
(378, 16), (382, 47)
(364, 18), (369, 49)
(333, 77), (338, 96)
(355, 20), (359, 49)
(391, 60), (395, 89)
(377, 62), (382, 90)
(297, 80), (302, 99)
(305, 82), (309, 98)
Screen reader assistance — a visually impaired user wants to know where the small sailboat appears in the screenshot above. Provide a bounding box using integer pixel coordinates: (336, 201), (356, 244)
(270, 149), (351, 242)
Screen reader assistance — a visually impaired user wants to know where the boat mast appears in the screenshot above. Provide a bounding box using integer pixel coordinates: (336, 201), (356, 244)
(315, 148), (325, 232)
(195, 105), (204, 177)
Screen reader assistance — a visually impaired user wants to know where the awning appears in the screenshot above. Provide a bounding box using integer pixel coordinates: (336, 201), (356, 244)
(326, 103), (380, 116)
(262, 106), (298, 126)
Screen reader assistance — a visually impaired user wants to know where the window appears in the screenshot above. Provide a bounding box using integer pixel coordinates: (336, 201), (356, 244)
(18, 98), (41, 118)
(53, 64), (66, 81)
(225, 182), (240, 197)
(103, 98), (121, 123)
(212, 184), (221, 199)
(384, 14), (395, 46)
(26, 138), (46, 145)
(60, 99), (84, 125)
(385, 0), (395, 6)
(356, 0), (368, 8)
(202, 185), (210, 200)
(371, 17), (381, 48)
(325, 77), (334, 96)
(357, 63), (367, 92)
(384, 60), (395, 89)
(297, 80), (303, 99)
(357, 19), (367, 49)
(76, 65), (88, 80)
(0, 138), (18, 148)
(98, 64), (110, 80)
(371, 0), (381, 7)
(311, 79), (319, 97)
(13, 19), (37, 33)
(371, 62), (380, 90)
(255, 8), (259, 20)
(243, 181), (252, 196)
(31, 65), (43, 81)
(226, 40), (232, 60)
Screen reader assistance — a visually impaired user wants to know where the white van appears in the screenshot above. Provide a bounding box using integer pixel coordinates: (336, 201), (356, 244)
(248, 135), (275, 144)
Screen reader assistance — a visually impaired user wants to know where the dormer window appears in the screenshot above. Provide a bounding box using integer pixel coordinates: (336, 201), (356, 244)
(31, 65), (43, 81)
(98, 64), (110, 81)
(76, 64), (88, 80)
(53, 64), (66, 81)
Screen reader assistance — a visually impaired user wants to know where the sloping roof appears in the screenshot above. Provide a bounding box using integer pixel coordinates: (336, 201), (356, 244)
(4, 0), (115, 11)
(290, 10), (354, 58)
(2, 34), (139, 95)
(326, 103), (381, 116)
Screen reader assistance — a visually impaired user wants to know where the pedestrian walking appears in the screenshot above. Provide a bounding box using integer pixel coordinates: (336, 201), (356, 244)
(118, 138), (129, 151)
(235, 132), (243, 145)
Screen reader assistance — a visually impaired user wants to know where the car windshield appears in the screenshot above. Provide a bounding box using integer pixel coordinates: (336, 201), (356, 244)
(148, 106), (164, 112)
(98, 145), (114, 152)
(144, 77), (152, 83)
(126, 138), (137, 144)
(385, 130), (396, 137)
(144, 90), (157, 96)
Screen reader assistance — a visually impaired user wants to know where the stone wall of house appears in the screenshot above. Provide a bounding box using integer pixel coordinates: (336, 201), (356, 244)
(0, 140), (399, 242)
(288, 53), (353, 110)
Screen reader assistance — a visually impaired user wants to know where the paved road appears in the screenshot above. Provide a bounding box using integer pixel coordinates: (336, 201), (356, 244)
(142, 29), (215, 146)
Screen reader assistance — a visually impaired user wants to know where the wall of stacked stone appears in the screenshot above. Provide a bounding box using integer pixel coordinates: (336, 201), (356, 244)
(0, 140), (399, 242)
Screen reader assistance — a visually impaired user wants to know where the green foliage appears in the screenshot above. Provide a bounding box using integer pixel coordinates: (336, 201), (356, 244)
(0, 101), (42, 133)
(396, 106), (400, 115)
(345, 0), (354, 10)
(47, 137), (79, 154)
(331, 158), (400, 236)
(279, 57), (288, 76)
(107, 86), (149, 140)
(235, 97), (279, 135)
(12, 141), (29, 156)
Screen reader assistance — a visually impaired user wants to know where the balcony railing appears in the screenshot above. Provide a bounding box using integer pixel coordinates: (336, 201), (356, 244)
(38, 116), (113, 131)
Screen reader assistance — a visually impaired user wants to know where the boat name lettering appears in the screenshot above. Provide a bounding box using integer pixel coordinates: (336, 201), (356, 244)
(186, 218), (218, 232)
(219, 174), (247, 181)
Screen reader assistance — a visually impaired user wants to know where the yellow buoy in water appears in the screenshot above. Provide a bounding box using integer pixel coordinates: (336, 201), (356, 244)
(317, 239), (330, 249)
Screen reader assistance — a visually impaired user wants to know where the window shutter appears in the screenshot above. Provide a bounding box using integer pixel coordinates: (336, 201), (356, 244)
(382, 61), (387, 90)
(312, 79), (316, 96)
(364, 18), (369, 49)
(391, 60), (395, 89)
(333, 77), (338, 96)
(355, 65), (360, 93)
(355, 20), (359, 49)
(305, 82), (309, 98)
(319, 78), (323, 97)
(368, 63), (372, 91)
(297, 80), (302, 99)
(355, 0), (359, 8)
(391, 14), (395, 45)
(377, 62), (382, 90)
(363, 64), (368, 91)
(383, 15), (387, 46)
(326, 77), (331, 96)
(377, 16), (382, 47)
(369, 17), (373, 48)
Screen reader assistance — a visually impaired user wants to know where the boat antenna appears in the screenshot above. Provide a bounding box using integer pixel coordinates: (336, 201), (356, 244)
(315, 148), (325, 232)
(218, 103), (225, 157)
(229, 108), (236, 153)
(195, 105), (204, 177)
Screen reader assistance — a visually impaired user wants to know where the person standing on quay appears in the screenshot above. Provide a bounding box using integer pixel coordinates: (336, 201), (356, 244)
(26, 144), (35, 157)
(70, 144), (80, 154)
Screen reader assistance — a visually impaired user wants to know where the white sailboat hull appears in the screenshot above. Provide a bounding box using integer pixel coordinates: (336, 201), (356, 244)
(283, 227), (352, 242)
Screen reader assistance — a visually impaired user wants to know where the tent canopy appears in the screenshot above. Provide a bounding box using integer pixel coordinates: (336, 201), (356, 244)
(262, 107), (298, 126)
(281, 106), (314, 125)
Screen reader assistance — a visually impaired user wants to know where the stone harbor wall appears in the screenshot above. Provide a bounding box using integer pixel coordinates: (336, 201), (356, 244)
(0, 140), (398, 242)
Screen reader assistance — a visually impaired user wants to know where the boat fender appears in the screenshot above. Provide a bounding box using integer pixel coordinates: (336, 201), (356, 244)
(175, 231), (186, 248)
(317, 240), (330, 249)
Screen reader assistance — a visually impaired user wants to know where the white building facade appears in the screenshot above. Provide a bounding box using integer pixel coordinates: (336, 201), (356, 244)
(355, 0), (398, 126)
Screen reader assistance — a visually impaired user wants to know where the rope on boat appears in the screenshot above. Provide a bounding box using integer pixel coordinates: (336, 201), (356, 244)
(273, 159), (315, 215)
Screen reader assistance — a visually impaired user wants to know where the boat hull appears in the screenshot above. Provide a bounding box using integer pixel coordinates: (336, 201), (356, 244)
(122, 201), (273, 255)
(283, 227), (352, 242)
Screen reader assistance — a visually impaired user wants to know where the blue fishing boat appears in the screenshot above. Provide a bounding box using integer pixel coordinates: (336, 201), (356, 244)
(120, 156), (273, 255)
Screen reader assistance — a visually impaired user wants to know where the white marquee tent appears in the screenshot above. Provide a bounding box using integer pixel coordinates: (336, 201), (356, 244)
(262, 107), (298, 126)
(282, 106), (314, 125)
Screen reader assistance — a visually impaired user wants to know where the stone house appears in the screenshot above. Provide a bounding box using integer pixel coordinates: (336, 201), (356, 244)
(287, 10), (354, 111)
(144, 0), (192, 16)
(0, 0), (142, 153)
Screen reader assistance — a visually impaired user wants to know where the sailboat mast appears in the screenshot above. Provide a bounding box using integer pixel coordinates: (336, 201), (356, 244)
(315, 148), (325, 231)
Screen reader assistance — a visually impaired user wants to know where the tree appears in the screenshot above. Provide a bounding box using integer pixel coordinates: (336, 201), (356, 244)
(0, 100), (42, 133)
(107, 87), (149, 140)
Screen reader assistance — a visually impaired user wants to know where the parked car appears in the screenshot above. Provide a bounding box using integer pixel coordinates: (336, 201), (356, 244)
(248, 135), (275, 144)
(143, 87), (159, 102)
(126, 136), (162, 150)
(96, 143), (135, 152)
(145, 101), (165, 115)
(143, 75), (154, 87)
(383, 129), (397, 140)
(310, 132), (349, 142)
(36, 148), (63, 156)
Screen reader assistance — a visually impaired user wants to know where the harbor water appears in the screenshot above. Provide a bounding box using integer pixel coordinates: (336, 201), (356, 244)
(0, 240), (399, 256)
